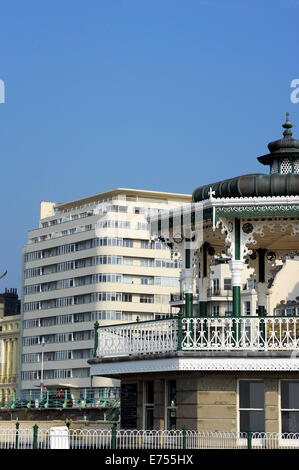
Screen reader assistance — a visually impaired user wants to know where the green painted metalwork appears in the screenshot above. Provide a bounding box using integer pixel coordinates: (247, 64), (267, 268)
(82, 389), (87, 408)
(258, 306), (267, 347)
(177, 311), (183, 351)
(11, 392), (16, 409)
(63, 389), (68, 408)
(199, 301), (207, 316)
(182, 425), (187, 449)
(93, 321), (100, 358)
(215, 205), (299, 222)
(185, 293), (193, 318)
(233, 286), (241, 317)
(111, 423), (117, 449)
(44, 391), (49, 408)
(32, 424), (38, 449)
(235, 219), (240, 261)
(247, 430), (252, 450)
(15, 421), (19, 449)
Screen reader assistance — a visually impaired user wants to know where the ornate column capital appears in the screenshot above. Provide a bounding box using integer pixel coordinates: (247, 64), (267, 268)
(229, 260), (244, 286)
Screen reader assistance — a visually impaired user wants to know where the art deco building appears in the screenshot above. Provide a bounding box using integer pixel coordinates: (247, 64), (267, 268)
(20, 188), (191, 394)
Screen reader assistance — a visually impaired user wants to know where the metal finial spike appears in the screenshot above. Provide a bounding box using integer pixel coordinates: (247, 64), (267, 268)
(283, 112), (293, 130)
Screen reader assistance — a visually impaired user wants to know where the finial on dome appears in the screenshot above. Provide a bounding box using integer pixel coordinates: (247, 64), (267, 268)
(283, 112), (293, 136)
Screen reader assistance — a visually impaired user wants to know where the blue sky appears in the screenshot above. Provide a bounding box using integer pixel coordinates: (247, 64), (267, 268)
(0, 0), (298, 290)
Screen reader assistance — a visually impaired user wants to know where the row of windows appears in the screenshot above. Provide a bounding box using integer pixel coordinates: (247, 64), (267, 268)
(24, 274), (179, 295)
(22, 330), (94, 346)
(21, 368), (90, 381)
(24, 256), (180, 279)
(41, 211), (94, 229)
(143, 380), (299, 434)
(22, 310), (154, 329)
(30, 225), (92, 244)
(29, 217), (154, 245)
(25, 237), (169, 262)
(22, 349), (93, 363)
(238, 380), (299, 434)
(24, 292), (171, 311)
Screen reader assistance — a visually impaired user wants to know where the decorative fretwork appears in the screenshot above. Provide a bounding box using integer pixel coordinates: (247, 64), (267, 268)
(215, 205), (299, 221)
(281, 158), (292, 174)
(294, 159), (299, 174)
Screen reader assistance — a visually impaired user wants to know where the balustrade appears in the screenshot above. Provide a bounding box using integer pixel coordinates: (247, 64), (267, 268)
(96, 316), (299, 357)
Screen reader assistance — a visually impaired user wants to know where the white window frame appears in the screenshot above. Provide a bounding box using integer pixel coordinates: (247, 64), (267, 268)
(237, 379), (265, 447)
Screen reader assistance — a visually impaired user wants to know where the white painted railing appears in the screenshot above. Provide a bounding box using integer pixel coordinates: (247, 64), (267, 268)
(1, 427), (299, 449)
(97, 319), (178, 357)
(96, 316), (299, 357)
(182, 317), (299, 351)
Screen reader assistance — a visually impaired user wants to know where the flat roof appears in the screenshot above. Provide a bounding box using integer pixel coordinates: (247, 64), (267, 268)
(56, 187), (191, 211)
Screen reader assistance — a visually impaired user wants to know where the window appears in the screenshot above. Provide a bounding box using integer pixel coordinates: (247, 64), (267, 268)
(244, 301), (251, 316)
(247, 278), (255, 290)
(213, 279), (220, 294)
(212, 305), (220, 316)
(123, 293), (132, 302)
(239, 380), (265, 433)
(140, 295), (154, 304)
(224, 278), (232, 291)
(144, 381), (154, 430)
(281, 381), (299, 433)
(140, 258), (154, 267)
(167, 380), (177, 430)
(141, 276), (154, 285)
(123, 239), (133, 248)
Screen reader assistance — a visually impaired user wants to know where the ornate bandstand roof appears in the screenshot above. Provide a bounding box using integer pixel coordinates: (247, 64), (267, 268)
(193, 113), (299, 202)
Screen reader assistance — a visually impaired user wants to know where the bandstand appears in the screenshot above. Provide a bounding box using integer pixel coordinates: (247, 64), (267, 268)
(89, 114), (299, 435)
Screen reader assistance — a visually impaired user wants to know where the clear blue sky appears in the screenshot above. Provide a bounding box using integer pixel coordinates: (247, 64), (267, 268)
(0, 0), (298, 291)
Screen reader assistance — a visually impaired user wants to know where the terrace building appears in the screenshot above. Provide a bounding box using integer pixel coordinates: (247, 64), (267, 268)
(0, 288), (21, 399)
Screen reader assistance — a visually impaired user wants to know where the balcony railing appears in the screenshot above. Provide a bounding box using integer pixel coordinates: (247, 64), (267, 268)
(95, 316), (299, 357)
(97, 318), (178, 357)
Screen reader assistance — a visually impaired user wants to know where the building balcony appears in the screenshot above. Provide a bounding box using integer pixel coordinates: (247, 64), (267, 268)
(94, 316), (299, 358)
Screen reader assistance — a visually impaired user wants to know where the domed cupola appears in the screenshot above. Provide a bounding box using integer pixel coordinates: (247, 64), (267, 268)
(258, 113), (299, 174)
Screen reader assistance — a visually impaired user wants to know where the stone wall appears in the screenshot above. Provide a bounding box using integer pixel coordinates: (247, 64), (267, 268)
(120, 372), (298, 432)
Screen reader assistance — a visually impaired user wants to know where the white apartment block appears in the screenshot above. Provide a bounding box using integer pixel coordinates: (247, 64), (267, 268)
(19, 188), (191, 393)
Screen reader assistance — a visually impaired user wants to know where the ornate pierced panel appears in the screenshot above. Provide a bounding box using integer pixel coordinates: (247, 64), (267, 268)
(271, 160), (279, 174)
(280, 158), (292, 174)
